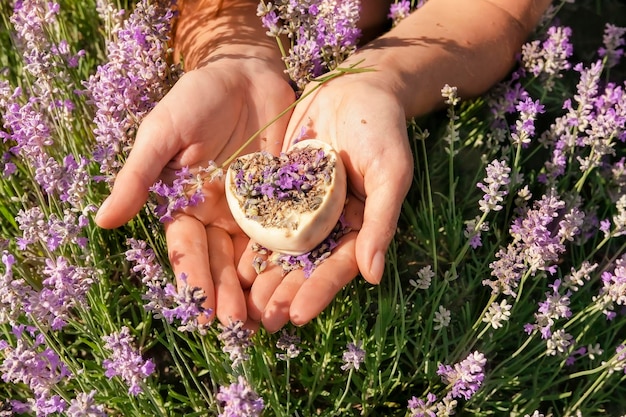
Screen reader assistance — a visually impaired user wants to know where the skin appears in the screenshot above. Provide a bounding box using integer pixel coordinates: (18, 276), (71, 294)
(95, 0), (553, 331)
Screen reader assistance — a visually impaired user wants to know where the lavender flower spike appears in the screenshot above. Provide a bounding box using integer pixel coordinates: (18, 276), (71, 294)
(216, 376), (264, 417)
(341, 340), (366, 371)
(102, 326), (155, 396)
(477, 159), (511, 213)
(437, 351), (487, 400)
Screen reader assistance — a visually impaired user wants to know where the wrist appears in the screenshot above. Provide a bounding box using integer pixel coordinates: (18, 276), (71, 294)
(173, 0), (283, 72)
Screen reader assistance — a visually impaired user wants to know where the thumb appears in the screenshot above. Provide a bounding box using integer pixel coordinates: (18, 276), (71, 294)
(95, 108), (180, 229)
(355, 147), (413, 284)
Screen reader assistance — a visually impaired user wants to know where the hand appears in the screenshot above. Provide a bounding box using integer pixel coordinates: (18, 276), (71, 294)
(95, 58), (295, 325)
(242, 71), (414, 332)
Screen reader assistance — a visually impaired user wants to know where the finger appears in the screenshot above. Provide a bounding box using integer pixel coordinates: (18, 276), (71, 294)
(262, 269), (307, 333)
(206, 227), (247, 325)
(165, 214), (215, 321)
(289, 232), (359, 326)
(356, 146), (413, 285)
(246, 264), (285, 322)
(237, 240), (260, 289)
(95, 105), (180, 229)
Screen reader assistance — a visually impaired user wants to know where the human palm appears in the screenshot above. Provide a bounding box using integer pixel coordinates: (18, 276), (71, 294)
(96, 61), (294, 325)
(242, 75), (414, 332)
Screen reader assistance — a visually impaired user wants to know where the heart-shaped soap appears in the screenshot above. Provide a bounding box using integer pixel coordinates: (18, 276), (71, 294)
(225, 139), (347, 255)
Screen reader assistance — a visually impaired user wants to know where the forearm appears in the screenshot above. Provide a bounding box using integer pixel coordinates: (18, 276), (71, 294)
(347, 0), (552, 118)
(173, 0), (284, 72)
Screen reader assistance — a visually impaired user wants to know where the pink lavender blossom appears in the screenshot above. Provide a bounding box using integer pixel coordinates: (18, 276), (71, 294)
(216, 376), (264, 417)
(437, 351), (487, 401)
(102, 326), (155, 396)
(598, 23), (626, 68)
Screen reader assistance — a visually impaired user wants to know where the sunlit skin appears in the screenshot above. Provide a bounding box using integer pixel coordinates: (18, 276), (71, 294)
(95, 0), (552, 331)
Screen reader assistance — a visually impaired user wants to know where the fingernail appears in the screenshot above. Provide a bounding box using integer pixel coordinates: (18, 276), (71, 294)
(369, 250), (385, 284)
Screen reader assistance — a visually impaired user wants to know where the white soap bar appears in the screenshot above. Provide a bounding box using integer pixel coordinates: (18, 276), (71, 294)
(225, 139), (347, 255)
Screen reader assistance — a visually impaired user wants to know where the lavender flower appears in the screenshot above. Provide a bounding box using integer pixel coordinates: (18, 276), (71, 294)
(150, 163), (222, 223)
(0, 327), (71, 416)
(66, 391), (107, 417)
(257, 0), (362, 90)
(218, 320), (253, 368)
(597, 254), (626, 320)
(85, 0), (180, 178)
(521, 26), (573, 89)
(482, 299), (512, 329)
(216, 376), (264, 417)
(511, 97), (545, 147)
(477, 159), (511, 213)
(409, 265), (435, 290)
(408, 392), (437, 417)
(545, 329), (574, 356)
(436, 351), (487, 400)
(160, 274), (212, 333)
(388, 0), (411, 26)
(464, 216), (489, 249)
(24, 256), (95, 330)
(598, 23), (626, 68)
(433, 305), (451, 331)
(102, 326), (155, 396)
(276, 329), (302, 360)
(341, 340), (366, 371)
(525, 279), (572, 340)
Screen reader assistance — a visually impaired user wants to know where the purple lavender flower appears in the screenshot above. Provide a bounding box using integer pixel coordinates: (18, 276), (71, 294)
(525, 279), (572, 340)
(23, 256), (95, 330)
(408, 392), (437, 417)
(258, 0), (362, 90)
(511, 97), (545, 147)
(102, 326), (155, 396)
(388, 0), (411, 26)
(521, 26), (573, 89)
(598, 23), (626, 68)
(216, 376), (264, 417)
(341, 340), (366, 371)
(0, 327), (71, 416)
(218, 320), (253, 368)
(276, 329), (302, 360)
(150, 163), (222, 223)
(477, 159), (511, 213)
(85, 0), (180, 178)
(436, 351), (487, 400)
(598, 255), (626, 320)
(160, 274), (212, 333)
(66, 391), (107, 417)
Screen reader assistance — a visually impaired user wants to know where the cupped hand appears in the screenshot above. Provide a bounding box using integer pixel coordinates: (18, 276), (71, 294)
(95, 58), (295, 325)
(242, 71), (415, 332)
